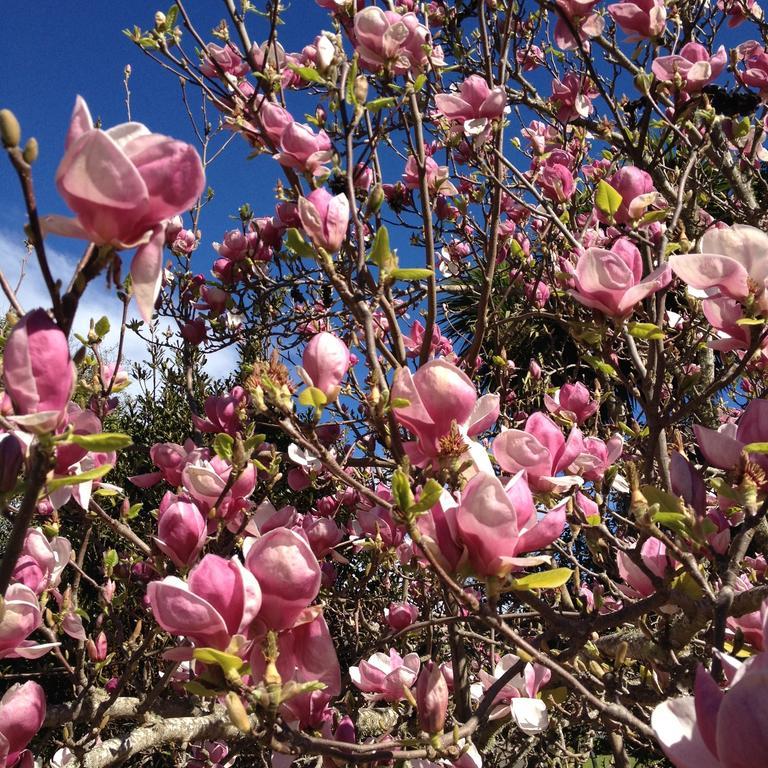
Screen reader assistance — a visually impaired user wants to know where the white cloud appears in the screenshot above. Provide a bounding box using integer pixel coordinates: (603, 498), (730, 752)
(0, 229), (239, 383)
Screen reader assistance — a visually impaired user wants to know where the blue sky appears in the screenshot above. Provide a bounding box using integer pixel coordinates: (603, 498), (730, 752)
(0, 1), (330, 283)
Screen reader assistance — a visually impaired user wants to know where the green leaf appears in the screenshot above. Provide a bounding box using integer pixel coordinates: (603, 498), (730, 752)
(213, 433), (234, 461)
(345, 56), (358, 105)
(299, 387), (328, 409)
(627, 322), (665, 341)
(391, 467), (414, 512)
(595, 180), (623, 220)
(285, 228), (316, 258)
(287, 63), (326, 84)
(582, 354), (617, 379)
(410, 479), (444, 514)
(369, 226), (397, 271)
(390, 397), (411, 409)
(103, 549), (119, 570)
(367, 97), (397, 113)
(736, 317), (765, 326)
(509, 568), (573, 591)
(94, 316), (110, 337)
(412, 74), (427, 92)
(165, 4), (179, 28)
(193, 647), (248, 675)
(652, 510), (690, 535)
(68, 433), (133, 452)
(641, 485), (685, 514)
(638, 209), (668, 226)
(389, 268), (434, 281)
(47, 464), (114, 491)
(743, 442), (768, 454)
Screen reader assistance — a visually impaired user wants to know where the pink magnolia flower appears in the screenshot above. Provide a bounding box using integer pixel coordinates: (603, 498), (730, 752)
(200, 43), (249, 78)
(608, 0), (667, 39)
(414, 489), (464, 572)
(598, 167), (659, 225)
(538, 163), (576, 203)
(652, 43), (727, 93)
(652, 654), (768, 768)
(130, 439), (196, 488)
(256, 100), (295, 147)
(385, 602), (419, 631)
(250, 611), (340, 728)
(11, 528), (71, 595)
(192, 387), (247, 436)
(181, 455), (257, 511)
(740, 42), (768, 96)
(154, 497), (208, 570)
(0, 681), (46, 768)
(391, 359), (499, 466)
(694, 399), (768, 471)
(45, 97), (205, 322)
(350, 648), (421, 701)
(3, 310), (75, 433)
(544, 382), (598, 424)
(569, 243), (672, 319)
(670, 225), (768, 313)
(417, 660), (449, 733)
(0, 433), (22, 494)
(553, 0), (605, 51)
(300, 331), (350, 402)
(353, 7), (436, 74)
(402, 155), (459, 197)
(456, 471), (566, 577)
(493, 412), (584, 492)
(433, 75), (507, 136)
(551, 73), (599, 122)
(0, 584), (59, 660)
(244, 527), (321, 631)
(148, 554), (261, 650)
(617, 538), (676, 598)
(274, 122), (333, 177)
(726, 582), (767, 651)
(720, 0), (761, 27)
(298, 188), (350, 253)
(470, 653), (551, 734)
(568, 434), (623, 481)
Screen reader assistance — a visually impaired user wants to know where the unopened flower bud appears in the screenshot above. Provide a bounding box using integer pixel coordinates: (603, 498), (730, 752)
(154, 11), (166, 27)
(0, 433), (23, 493)
(416, 661), (449, 734)
(22, 137), (38, 164)
(353, 75), (368, 104)
(0, 109), (21, 148)
(225, 691), (251, 733)
(367, 184), (385, 214)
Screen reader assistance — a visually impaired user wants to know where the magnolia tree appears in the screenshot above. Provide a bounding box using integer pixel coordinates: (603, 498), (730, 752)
(4, 0), (768, 765)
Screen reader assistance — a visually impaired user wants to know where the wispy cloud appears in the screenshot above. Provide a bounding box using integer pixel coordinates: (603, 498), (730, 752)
(0, 229), (238, 382)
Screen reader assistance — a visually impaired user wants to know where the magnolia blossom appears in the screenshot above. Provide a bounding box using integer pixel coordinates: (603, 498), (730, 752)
(153, 497), (208, 570)
(652, 651), (768, 768)
(617, 538), (676, 598)
(597, 166), (659, 225)
(569, 243), (672, 318)
(608, 0), (667, 39)
(298, 189), (350, 253)
(192, 386), (247, 436)
(274, 122), (333, 176)
(416, 661), (449, 734)
(670, 225), (768, 313)
(3, 309), (75, 433)
(470, 654), (551, 734)
(385, 602), (419, 631)
(492, 412), (584, 492)
(350, 648), (421, 701)
(299, 331), (350, 402)
(433, 75), (507, 136)
(0, 584), (59, 660)
(148, 554), (261, 650)
(694, 399), (768, 471)
(391, 359), (499, 468)
(402, 156), (459, 197)
(456, 471), (567, 577)
(0, 681), (46, 768)
(544, 382), (598, 424)
(45, 97), (205, 322)
(652, 43), (727, 92)
(11, 528), (71, 595)
(353, 7), (438, 74)
(553, 0), (605, 51)
(551, 73), (599, 122)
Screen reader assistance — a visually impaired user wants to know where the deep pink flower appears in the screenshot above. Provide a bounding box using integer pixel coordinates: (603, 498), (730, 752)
(274, 122), (332, 177)
(154, 498), (207, 569)
(544, 382), (598, 424)
(298, 188), (350, 253)
(192, 387), (247, 436)
(0, 681), (46, 768)
(417, 660), (449, 733)
(300, 332), (350, 402)
(434, 75), (507, 135)
(0, 584), (58, 660)
(385, 602), (419, 631)
(244, 527), (321, 630)
(148, 554), (261, 649)
(694, 399), (768, 471)
(350, 648), (421, 701)
(493, 412), (584, 492)
(617, 538), (676, 598)
(456, 471), (567, 577)
(3, 310), (75, 433)
(652, 43), (727, 93)
(608, 0), (667, 39)
(11, 528), (71, 596)
(45, 97), (205, 322)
